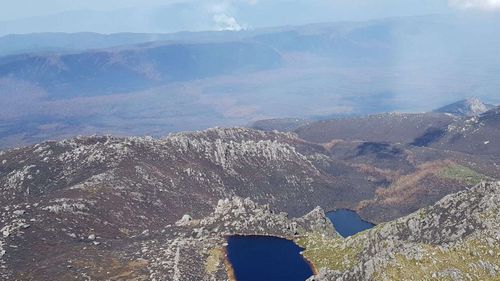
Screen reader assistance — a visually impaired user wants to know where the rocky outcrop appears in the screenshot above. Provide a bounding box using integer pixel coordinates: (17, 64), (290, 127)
(429, 105), (500, 156)
(141, 196), (334, 281)
(0, 128), (498, 280)
(304, 181), (500, 280)
(0, 128), (338, 280)
(434, 98), (495, 117)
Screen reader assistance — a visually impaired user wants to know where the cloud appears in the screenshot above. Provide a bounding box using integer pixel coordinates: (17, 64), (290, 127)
(213, 14), (245, 31)
(449, 0), (500, 10)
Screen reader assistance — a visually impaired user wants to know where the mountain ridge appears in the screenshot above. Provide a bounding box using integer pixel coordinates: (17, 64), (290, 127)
(434, 98), (496, 117)
(0, 127), (498, 280)
(2, 16), (500, 148)
(304, 181), (500, 280)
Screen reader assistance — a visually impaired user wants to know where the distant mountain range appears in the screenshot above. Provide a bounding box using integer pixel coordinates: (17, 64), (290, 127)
(0, 31), (264, 57)
(1, 13), (500, 281)
(0, 1), (454, 37)
(0, 4), (216, 36)
(0, 41), (281, 97)
(1, 15), (500, 149)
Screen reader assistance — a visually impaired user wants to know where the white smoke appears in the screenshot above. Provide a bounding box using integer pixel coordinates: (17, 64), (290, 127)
(449, 0), (500, 10)
(213, 14), (245, 31)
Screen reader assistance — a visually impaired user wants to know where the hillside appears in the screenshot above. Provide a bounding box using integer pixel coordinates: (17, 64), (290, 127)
(2, 5), (500, 281)
(434, 98), (496, 117)
(428, 106), (500, 156)
(301, 181), (500, 280)
(0, 128), (338, 280)
(0, 128), (498, 280)
(250, 118), (311, 132)
(2, 16), (500, 148)
(283, 105), (500, 160)
(0, 32), (176, 56)
(0, 41), (281, 97)
(295, 112), (457, 144)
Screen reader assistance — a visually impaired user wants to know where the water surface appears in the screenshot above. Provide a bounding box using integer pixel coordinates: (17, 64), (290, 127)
(226, 235), (313, 281)
(327, 209), (375, 237)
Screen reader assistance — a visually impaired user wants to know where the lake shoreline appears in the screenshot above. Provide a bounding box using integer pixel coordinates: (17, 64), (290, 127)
(223, 246), (237, 281)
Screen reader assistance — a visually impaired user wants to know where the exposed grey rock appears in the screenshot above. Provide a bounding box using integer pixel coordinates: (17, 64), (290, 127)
(176, 214), (193, 227)
(435, 98), (496, 117)
(0, 127), (498, 280)
(309, 181), (500, 281)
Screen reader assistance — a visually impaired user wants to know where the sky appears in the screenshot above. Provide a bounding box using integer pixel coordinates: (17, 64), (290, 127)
(0, 0), (447, 20)
(1, 0), (499, 18)
(1, 0), (500, 33)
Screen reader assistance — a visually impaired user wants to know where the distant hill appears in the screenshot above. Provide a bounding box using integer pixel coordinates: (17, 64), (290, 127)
(294, 112), (457, 144)
(250, 118), (311, 132)
(0, 41), (282, 97)
(428, 106), (500, 156)
(0, 32), (172, 56)
(0, 31), (265, 57)
(434, 98), (496, 116)
(2, 16), (500, 149)
(291, 105), (500, 159)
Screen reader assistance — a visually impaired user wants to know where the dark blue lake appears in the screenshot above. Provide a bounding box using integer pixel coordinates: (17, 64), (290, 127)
(326, 209), (375, 237)
(226, 235), (313, 281)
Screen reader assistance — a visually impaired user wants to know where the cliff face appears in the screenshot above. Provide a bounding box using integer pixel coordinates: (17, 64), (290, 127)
(303, 181), (500, 281)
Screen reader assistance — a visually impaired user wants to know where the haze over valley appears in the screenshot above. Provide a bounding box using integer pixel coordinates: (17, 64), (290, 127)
(1, 14), (500, 148)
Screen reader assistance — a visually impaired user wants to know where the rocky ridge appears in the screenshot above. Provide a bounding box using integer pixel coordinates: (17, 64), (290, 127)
(302, 181), (500, 280)
(0, 128), (339, 280)
(427, 105), (500, 156)
(434, 98), (496, 117)
(0, 127), (498, 280)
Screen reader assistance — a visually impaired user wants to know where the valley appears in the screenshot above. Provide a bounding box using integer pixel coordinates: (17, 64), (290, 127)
(1, 73), (499, 279)
(2, 15), (500, 149)
(1, 9), (500, 281)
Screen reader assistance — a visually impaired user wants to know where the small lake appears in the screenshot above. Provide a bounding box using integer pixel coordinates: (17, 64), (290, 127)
(326, 209), (375, 238)
(226, 235), (313, 281)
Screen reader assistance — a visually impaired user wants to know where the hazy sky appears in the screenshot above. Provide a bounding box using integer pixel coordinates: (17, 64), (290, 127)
(1, 0), (499, 20)
(1, 0), (500, 34)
